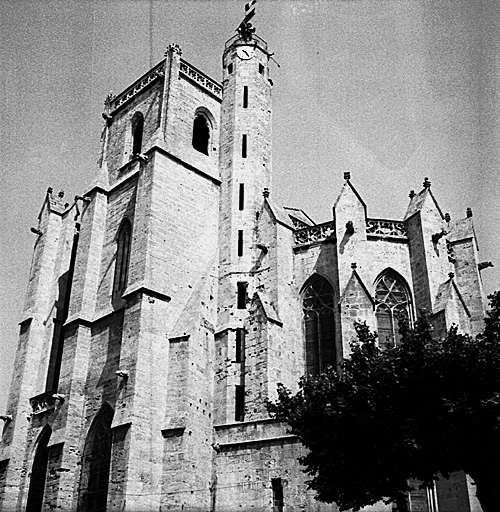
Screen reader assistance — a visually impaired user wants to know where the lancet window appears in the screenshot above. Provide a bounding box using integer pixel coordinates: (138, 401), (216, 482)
(113, 220), (132, 297)
(374, 270), (412, 349)
(192, 113), (210, 155)
(131, 112), (144, 156)
(26, 426), (51, 512)
(302, 275), (336, 376)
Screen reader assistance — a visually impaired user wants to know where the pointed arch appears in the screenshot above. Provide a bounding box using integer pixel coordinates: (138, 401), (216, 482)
(374, 269), (413, 349)
(301, 274), (336, 376)
(192, 108), (214, 155)
(113, 219), (132, 297)
(78, 403), (114, 512)
(26, 425), (52, 512)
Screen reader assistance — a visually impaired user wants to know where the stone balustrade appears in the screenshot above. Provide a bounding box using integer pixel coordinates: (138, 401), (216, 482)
(111, 61), (165, 111)
(294, 221), (335, 246)
(179, 60), (223, 99)
(293, 218), (407, 246)
(366, 218), (407, 239)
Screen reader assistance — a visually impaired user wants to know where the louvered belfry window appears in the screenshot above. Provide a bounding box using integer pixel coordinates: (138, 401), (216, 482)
(375, 271), (411, 349)
(302, 275), (336, 376)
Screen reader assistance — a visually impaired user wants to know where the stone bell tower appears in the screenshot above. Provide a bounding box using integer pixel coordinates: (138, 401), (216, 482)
(215, 18), (273, 424)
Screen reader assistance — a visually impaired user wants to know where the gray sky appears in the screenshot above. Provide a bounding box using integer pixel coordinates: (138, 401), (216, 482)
(1, 0), (499, 412)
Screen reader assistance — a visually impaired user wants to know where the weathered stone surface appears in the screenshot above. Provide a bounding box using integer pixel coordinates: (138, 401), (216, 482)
(0, 28), (485, 512)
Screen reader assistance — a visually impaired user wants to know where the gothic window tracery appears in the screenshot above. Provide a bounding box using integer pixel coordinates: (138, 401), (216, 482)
(302, 275), (336, 376)
(113, 220), (132, 297)
(78, 404), (114, 512)
(374, 271), (412, 349)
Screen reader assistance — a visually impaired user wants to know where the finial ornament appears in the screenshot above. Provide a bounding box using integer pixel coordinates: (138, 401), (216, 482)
(466, 207), (473, 218)
(344, 172), (351, 181)
(167, 43), (182, 56)
(409, 190), (415, 199)
(423, 177), (431, 189)
(263, 188), (270, 198)
(448, 272), (455, 279)
(351, 262), (357, 270)
(237, 0), (257, 41)
(445, 213), (451, 222)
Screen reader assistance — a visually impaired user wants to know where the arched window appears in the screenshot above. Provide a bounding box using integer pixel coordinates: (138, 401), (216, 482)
(113, 220), (132, 297)
(375, 271), (412, 349)
(131, 112), (144, 156)
(78, 403), (114, 512)
(302, 275), (336, 376)
(192, 113), (210, 155)
(26, 426), (51, 512)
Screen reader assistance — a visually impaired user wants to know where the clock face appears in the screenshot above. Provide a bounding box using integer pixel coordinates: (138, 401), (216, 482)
(236, 46), (255, 60)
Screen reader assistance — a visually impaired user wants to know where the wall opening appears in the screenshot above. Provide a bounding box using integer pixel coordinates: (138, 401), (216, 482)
(235, 385), (245, 421)
(238, 230), (244, 257)
(239, 183), (245, 210)
(131, 112), (144, 156)
(235, 328), (245, 363)
(271, 478), (284, 512)
(237, 282), (247, 309)
(26, 426), (52, 512)
(227, 62), (233, 74)
(192, 113), (210, 155)
(113, 220), (132, 298)
(77, 403), (114, 512)
(242, 134), (247, 158)
(375, 270), (412, 349)
(243, 86), (248, 108)
(302, 275), (336, 376)
(259, 63), (265, 75)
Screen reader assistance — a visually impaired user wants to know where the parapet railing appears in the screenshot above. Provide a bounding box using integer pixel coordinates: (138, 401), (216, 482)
(366, 218), (407, 239)
(294, 221), (335, 246)
(179, 60), (223, 99)
(224, 33), (268, 51)
(111, 60), (166, 111)
(293, 218), (407, 246)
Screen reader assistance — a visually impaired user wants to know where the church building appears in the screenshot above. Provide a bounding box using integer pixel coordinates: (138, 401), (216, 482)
(0, 11), (488, 512)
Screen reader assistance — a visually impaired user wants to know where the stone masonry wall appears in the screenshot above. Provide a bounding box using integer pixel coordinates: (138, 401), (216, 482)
(106, 81), (163, 182)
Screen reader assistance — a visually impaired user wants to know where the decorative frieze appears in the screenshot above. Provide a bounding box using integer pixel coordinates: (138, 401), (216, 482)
(179, 60), (223, 99)
(294, 221), (335, 246)
(366, 218), (407, 239)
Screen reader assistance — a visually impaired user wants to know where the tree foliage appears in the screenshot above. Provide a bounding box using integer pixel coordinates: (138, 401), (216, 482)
(268, 292), (500, 512)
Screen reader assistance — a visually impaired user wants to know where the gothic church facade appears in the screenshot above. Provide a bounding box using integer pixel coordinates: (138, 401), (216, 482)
(0, 22), (487, 512)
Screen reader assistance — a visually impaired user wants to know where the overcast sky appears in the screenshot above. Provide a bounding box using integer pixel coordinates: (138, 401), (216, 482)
(1, 0), (499, 412)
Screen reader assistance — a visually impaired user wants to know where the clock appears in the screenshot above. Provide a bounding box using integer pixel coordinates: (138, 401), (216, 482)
(236, 46), (255, 60)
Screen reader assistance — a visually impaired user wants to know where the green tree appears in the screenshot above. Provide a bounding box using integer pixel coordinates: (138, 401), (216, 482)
(268, 292), (500, 512)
